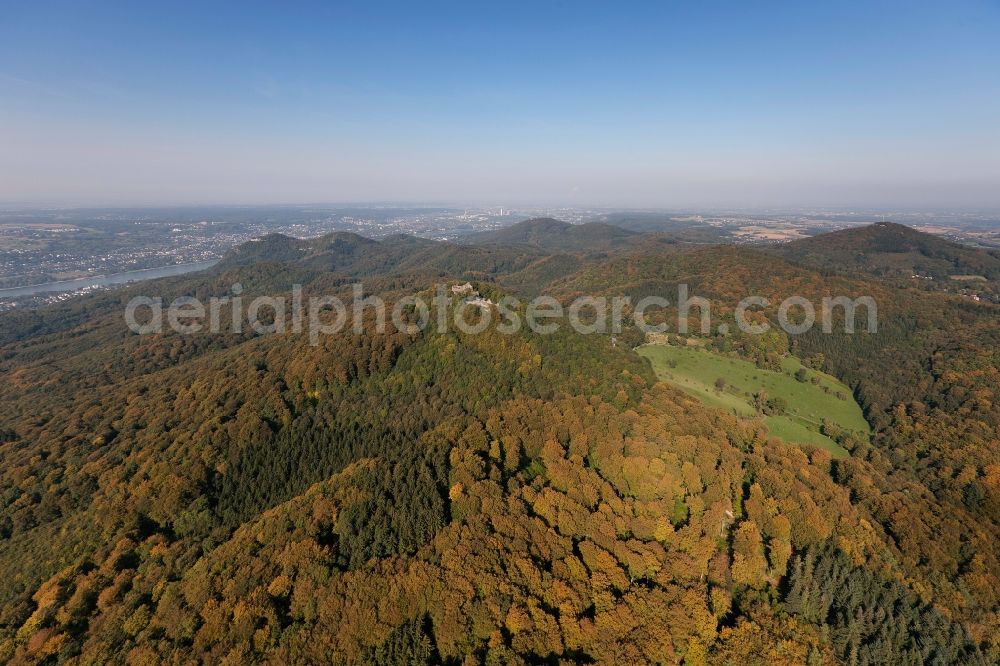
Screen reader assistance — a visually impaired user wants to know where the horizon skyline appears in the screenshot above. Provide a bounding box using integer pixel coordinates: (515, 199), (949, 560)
(3, 1), (999, 209)
(2, 201), (1000, 216)
(4, 200), (1000, 217)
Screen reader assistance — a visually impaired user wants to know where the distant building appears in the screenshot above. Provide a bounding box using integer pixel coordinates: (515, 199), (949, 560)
(466, 296), (495, 309)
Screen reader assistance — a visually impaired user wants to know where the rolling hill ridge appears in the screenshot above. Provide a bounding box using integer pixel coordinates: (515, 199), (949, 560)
(770, 221), (1000, 280)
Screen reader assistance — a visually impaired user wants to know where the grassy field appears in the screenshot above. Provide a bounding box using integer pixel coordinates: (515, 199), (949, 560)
(638, 344), (870, 458)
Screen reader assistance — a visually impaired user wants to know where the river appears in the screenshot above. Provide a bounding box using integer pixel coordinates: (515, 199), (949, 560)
(0, 260), (219, 298)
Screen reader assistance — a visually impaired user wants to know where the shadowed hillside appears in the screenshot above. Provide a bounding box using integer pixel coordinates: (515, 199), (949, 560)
(462, 217), (653, 252)
(220, 230), (548, 280)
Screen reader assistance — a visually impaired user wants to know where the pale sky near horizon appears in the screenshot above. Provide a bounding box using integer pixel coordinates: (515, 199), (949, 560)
(1, 1), (999, 209)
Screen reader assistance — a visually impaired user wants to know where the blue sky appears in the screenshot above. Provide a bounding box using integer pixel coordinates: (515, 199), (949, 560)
(1, 0), (998, 208)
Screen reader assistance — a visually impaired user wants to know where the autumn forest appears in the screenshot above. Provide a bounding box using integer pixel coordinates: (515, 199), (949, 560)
(1, 220), (999, 665)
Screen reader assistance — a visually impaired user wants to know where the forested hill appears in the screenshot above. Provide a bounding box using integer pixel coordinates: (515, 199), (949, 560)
(461, 217), (660, 252)
(218, 229), (548, 280)
(769, 221), (1000, 280)
(0, 226), (998, 663)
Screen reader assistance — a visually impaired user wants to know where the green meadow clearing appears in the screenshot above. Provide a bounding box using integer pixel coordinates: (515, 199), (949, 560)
(638, 344), (871, 458)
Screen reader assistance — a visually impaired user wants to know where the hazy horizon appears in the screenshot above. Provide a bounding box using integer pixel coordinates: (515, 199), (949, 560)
(3, 202), (1000, 217)
(3, 1), (999, 209)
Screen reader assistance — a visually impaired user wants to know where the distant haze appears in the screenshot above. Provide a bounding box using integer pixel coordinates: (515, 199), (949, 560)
(2, 1), (999, 209)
